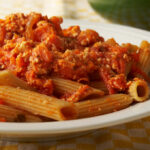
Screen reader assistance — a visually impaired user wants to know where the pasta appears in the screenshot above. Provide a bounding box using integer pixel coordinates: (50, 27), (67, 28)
(128, 78), (149, 102)
(0, 104), (42, 122)
(139, 41), (150, 74)
(75, 94), (133, 118)
(90, 81), (108, 93)
(0, 12), (148, 122)
(0, 86), (77, 121)
(51, 77), (104, 102)
(0, 70), (34, 90)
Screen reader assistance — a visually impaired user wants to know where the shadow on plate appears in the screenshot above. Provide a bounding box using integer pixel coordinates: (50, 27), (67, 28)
(0, 130), (94, 142)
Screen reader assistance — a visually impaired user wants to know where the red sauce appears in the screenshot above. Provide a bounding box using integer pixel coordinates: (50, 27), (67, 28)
(0, 12), (144, 96)
(0, 100), (4, 104)
(0, 117), (6, 122)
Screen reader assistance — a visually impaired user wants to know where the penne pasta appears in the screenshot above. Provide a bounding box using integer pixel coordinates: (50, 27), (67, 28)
(66, 85), (103, 102)
(0, 104), (42, 122)
(140, 40), (150, 49)
(0, 86), (77, 121)
(128, 78), (149, 102)
(0, 70), (34, 90)
(121, 43), (137, 76)
(122, 43), (139, 53)
(125, 62), (132, 76)
(139, 41), (150, 74)
(90, 81), (108, 93)
(51, 77), (104, 102)
(75, 94), (133, 118)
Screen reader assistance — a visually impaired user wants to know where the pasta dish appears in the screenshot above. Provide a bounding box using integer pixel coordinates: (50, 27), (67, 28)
(0, 12), (149, 122)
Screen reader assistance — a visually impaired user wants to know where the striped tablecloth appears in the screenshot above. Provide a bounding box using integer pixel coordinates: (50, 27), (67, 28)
(0, 0), (150, 149)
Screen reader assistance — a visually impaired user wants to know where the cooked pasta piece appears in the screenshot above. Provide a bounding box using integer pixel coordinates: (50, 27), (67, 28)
(51, 77), (104, 101)
(0, 70), (34, 90)
(0, 104), (42, 122)
(122, 43), (138, 76)
(90, 81), (108, 93)
(75, 94), (133, 118)
(0, 86), (77, 120)
(125, 62), (132, 76)
(66, 85), (103, 102)
(139, 41), (150, 74)
(140, 40), (150, 49)
(128, 78), (149, 102)
(122, 43), (139, 53)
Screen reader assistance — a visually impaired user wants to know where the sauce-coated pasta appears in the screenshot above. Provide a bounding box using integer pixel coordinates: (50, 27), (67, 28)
(0, 13), (149, 121)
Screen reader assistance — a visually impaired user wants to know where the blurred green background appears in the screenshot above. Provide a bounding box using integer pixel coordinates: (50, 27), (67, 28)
(88, 0), (150, 30)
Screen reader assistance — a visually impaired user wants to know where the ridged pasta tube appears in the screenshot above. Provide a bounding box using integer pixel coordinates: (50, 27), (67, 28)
(139, 41), (150, 74)
(128, 78), (149, 102)
(51, 77), (104, 101)
(0, 104), (42, 122)
(0, 70), (34, 90)
(0, 86), (77, 120)
(76, 94), (133, 118)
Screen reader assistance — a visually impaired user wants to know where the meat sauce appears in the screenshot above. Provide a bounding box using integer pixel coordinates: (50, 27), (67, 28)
(0, 12), (142, 95)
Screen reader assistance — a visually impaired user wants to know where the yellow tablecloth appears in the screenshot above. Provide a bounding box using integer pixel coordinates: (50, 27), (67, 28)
(0, 0), (150, 149)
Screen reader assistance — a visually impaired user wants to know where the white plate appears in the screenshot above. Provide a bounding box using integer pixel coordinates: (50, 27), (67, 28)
(1, 20), (150, 141)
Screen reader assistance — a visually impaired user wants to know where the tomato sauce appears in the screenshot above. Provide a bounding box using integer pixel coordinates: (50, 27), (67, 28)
(0, 13), (141, 95)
